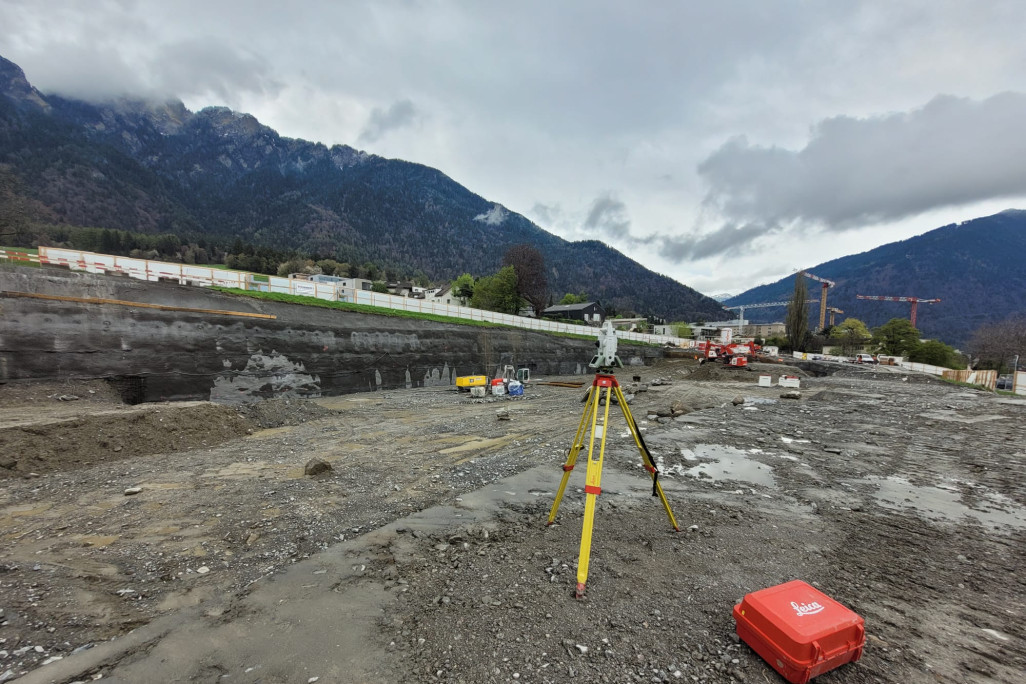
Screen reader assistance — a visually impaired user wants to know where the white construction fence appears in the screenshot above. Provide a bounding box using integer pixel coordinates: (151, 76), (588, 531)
(2, 247), (696, 347)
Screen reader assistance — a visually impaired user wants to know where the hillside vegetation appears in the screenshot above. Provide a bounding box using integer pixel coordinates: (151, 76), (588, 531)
(0, 55), (724, 322)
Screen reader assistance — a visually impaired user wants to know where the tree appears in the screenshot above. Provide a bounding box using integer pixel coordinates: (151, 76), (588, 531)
(872, 318), (921, 356)
(829, 317), (871, 356)
(909, 340), (966, 369)
(471, 266), (522, 314)
(560, 292), (589, 305)
(785, 276), (811, 352)
(967, 315), (1026, 370)
(413, 269), (431, 288)
(502, 244), (548, 317)
(371, 281), (390, 293)
(316, 259), (348, 276)
(672, 321), (693, 338)
(0, 168), (30, 246)
(363, 262), (381, 281)
(452, 273), (475, 305)
(276, 258), (319, 277)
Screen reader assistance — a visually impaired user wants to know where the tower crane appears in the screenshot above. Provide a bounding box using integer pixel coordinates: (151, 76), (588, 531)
(799, 271), (836, 332)
(826, 307), (844, 327)
(855, 295), (941, 328)
(723, 300), (819, 331)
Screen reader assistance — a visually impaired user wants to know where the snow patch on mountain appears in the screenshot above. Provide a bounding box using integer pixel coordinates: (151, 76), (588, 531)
(474, 204), (508, 226)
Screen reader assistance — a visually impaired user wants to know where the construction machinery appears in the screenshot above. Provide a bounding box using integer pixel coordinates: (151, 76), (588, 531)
(855, 295), (941, 327)
(799, 271), (836, 331)
(826, 307), (844, 327)
(696, 339), (762, 367)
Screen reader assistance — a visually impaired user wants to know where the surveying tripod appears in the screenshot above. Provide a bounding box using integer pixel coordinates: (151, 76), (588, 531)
(546, 364), (680, 599)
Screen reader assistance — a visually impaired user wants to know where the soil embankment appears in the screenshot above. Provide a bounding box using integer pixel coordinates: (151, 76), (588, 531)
(0, 266), (660, 403)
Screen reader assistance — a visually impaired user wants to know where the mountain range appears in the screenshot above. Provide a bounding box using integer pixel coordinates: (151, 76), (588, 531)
(724, 210), (1026, 346)
(0, 55), (725, 322)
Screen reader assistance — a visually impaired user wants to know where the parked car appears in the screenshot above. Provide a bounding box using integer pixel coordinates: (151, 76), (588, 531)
(997, 375), (1013, 390)
(854, 353), (878, 364)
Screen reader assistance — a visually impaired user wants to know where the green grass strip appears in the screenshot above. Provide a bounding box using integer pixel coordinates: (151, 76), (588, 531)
(208, 287), (664, 345)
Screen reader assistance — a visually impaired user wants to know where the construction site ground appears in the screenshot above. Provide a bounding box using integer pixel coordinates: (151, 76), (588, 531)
(0, 359), (1024, 683)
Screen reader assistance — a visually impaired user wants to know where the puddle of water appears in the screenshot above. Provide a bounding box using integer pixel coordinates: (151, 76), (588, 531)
(868, 476), (1026, 532)
(663, 444), (776, 488)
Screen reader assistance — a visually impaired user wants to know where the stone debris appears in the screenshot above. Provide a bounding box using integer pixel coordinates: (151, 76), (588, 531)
(732, 395), (745, 406)
(0, 361), (1021, 681)
(496, 408), (511, 420)
(780, 391), (802, 400)
(124, 487), (143, 496)
(304, 458), (333, 477)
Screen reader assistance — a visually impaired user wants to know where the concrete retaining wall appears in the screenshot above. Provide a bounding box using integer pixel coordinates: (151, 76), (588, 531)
(0, 267), (660, 403)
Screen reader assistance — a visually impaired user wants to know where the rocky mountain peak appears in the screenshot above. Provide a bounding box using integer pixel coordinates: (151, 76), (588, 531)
(195, 106), (271, 140)
(0, 55), (51, 111)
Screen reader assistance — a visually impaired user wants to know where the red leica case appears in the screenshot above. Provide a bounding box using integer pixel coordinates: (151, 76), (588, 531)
(733, 580), (865, 684)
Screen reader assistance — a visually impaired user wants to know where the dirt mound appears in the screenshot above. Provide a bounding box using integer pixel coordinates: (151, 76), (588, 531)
(0, 379), (124, 406)
(0, 396), (342, 478)
(686, 360), (808, 382)
(828, 365), (942, 384)
(0, 403), (253, 478)
(232, 397), (341, 428)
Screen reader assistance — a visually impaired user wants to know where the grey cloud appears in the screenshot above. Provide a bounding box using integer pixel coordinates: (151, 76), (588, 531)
(658, 223), (775, 261)
(14, 38), (280, 104)
(19, 44), (149, 102)
(152, 40), (282, 102)
(529, 202), (560, 227)
(698, 93), (1026, 229)
(583, 194), (631, 240)
(359, 100), (419, 144)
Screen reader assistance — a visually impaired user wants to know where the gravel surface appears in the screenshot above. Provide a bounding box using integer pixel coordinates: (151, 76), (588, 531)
(0, 360), (1023, 683)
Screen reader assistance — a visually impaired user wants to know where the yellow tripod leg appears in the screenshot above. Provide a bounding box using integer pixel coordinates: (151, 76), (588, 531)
(614, 383), (680, 532)
(547, 381), (599, 525)
(575, 380), (614, 598)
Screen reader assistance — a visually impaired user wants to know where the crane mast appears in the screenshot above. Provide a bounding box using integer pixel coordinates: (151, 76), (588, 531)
(799, 271), (836, 332)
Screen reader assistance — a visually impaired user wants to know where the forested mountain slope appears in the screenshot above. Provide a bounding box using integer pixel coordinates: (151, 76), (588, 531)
(0, 55), (724, 321)
(725, 210), (1026, 346)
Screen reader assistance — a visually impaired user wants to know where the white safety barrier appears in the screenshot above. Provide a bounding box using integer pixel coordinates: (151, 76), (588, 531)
(2, 246), (700, 348)
(899, 361), (948, 376)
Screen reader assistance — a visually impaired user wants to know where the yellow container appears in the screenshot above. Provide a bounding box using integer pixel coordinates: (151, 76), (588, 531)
(456, 375), (487, 389)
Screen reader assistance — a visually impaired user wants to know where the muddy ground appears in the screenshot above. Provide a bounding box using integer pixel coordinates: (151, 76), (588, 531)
(0, 360), (1024, 683)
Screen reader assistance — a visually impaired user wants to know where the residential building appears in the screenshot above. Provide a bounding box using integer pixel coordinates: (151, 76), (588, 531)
(608, 317), (647, 332)
(429, 284), (458, 306)
(691, 320), (748, 341)
(743, 322), (786, 338)
(542, 301), (606, 325)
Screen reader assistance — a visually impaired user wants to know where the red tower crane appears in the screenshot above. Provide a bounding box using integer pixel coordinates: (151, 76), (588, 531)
(855, 295), (941, 328)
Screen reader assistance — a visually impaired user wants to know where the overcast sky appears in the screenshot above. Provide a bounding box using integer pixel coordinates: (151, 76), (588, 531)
(3, 0), (1025, 295)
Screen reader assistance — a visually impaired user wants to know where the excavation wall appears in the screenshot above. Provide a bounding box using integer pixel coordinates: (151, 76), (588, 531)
(0, 267), (659, 403)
